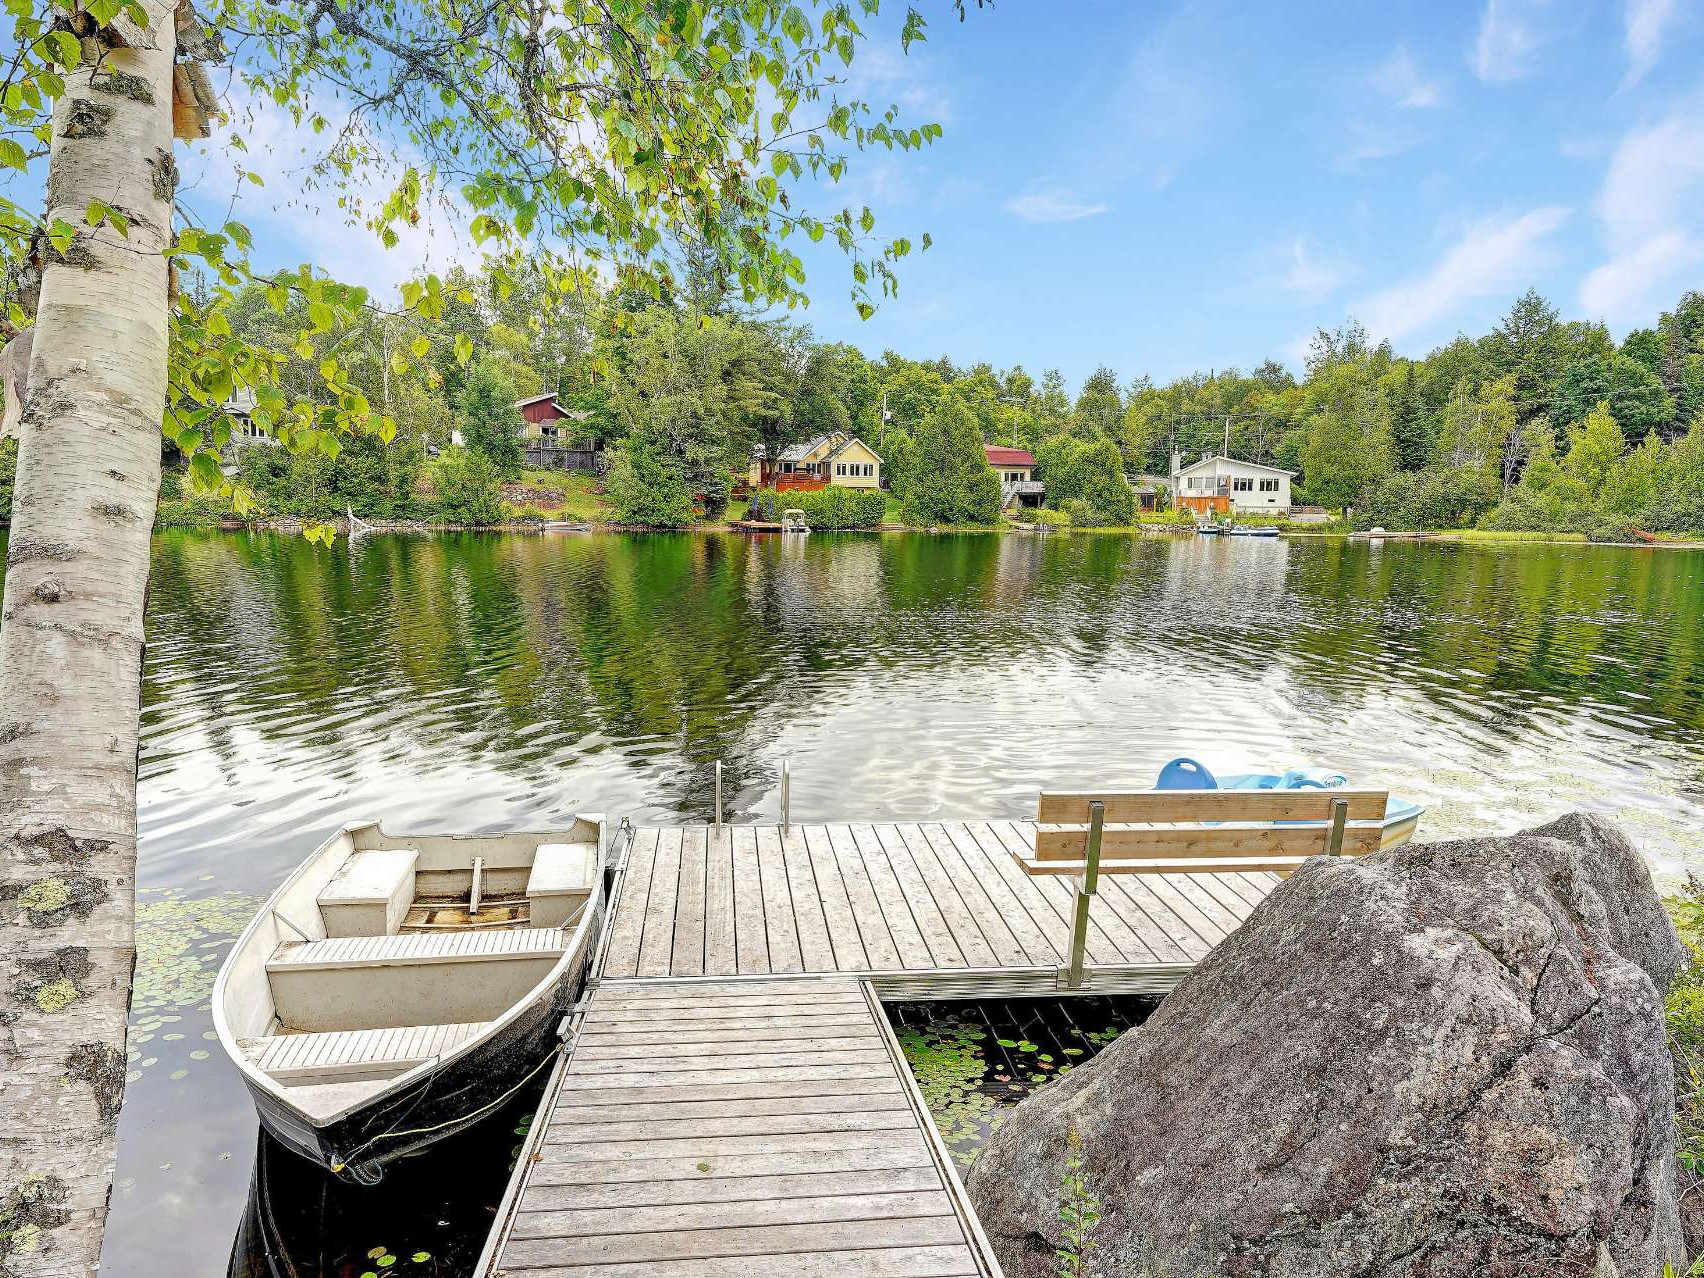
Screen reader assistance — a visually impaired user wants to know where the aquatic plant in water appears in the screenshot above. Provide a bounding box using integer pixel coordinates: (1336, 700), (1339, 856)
(126, 887), (257, 1081)
(896, 1017), (1004, 1167)
(896, 998), (1146, 1171)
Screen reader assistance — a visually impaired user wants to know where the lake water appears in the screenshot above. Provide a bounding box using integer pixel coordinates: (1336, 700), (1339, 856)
(52, 528), (1704, 1273)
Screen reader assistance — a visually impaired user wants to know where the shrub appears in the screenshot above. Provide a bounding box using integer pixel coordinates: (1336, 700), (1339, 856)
(238, 435), (430, 520)
(430, 446), (505, 525)
(1667, 877), (1704, 1179)
(604, 435), (694, 526)
(778, 485), (885, 530)
(153, 495), (230, 529)
(1030, 507), (1071, 528)
(1355, 466), (1500, 531)
(1587, 520), (1639, 544)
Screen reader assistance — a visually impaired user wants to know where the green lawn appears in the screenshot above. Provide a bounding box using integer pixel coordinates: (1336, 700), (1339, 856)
(506, 469), (610, 522)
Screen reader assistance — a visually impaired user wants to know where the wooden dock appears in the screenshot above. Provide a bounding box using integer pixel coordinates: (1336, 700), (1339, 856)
(480, 821), (1279, 1276)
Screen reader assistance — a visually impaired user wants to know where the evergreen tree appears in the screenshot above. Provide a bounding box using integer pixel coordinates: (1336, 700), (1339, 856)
(902, 395), (1002, 524)
(1388, 363), (1430, 471)
(1487, 288), (1562, 419)
(1552, 356), (1610, 430)
(456, 359), (525, 477)
(1074, 366), (1123, 436)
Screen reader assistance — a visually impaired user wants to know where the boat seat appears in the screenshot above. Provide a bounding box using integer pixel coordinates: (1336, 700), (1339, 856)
(526, 841), (596, 928)
(266, 928), (568, 1033)
(241, 1021), (485, 1085)
(269, 927), (568, 971)
(317, 848), (418, 937)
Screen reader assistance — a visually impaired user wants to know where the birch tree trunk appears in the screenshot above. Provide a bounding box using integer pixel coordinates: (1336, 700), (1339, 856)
(0, 4), (176, 1273)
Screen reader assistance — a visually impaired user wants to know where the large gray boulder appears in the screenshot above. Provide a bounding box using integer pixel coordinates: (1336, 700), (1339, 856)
(966, 812), (1684, 1278)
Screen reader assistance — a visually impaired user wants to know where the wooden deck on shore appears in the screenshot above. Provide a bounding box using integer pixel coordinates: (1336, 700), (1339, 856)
(481, 821), (1278, 1276)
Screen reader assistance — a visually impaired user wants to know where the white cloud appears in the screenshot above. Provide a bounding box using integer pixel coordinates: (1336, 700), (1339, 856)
(182, 83), (475, 299)
(1336, 121), (1423, 169)
(1472, 0), (1550, 82)
(1580, 91), (1704, 325)
(1356, 206), (1571, 343)
(841, 44), (954, 126)
(1273, 238), (1348, 301)
(1003, 188), (1110, 224)
(1374, 47), (1443, 108)
(1624, 0), (1679, 86)
(1557, 134), (1607, 160)
(1581, 231), (1704, 319)
(1111, 5), (1222, 189)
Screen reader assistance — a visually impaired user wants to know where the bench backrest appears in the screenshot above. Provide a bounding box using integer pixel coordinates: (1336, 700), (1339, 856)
(1035, 789), (1390, 861)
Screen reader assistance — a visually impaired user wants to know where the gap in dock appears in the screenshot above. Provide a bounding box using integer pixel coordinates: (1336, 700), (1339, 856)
(887, 995), (1155, 1171)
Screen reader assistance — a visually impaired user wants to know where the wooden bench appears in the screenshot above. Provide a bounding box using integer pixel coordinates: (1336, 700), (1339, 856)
(1031, 788), (1390, 989)
(1017, 788), (1391, 878)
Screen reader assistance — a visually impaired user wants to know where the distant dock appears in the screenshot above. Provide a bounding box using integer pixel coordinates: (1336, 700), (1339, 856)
(478, 821), (1280, 1275)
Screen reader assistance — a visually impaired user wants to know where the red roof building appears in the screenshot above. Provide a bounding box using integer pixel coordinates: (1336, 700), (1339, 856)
(983, 444), (1036, 469)
(983, 444), (1044, 509)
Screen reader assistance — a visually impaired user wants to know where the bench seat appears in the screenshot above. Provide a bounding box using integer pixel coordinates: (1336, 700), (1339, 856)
(266, 927), (569, 1033)
(317, 848), (418, 937)
(526, 841), (596, 928)
(242, 1021), (485, 1084)
(269, 926), (568, 971)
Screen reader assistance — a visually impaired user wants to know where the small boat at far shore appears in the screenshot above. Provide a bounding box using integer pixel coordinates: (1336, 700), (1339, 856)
(1197, 523), (1279, 538)
(213, 816), (611, 1182)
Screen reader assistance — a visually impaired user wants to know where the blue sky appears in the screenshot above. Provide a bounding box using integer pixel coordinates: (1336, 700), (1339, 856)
(182, 0), (1704, 389)
(789, 0), (1704, 385)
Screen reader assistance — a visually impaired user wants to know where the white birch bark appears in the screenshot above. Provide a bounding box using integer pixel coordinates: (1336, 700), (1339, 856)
(0, 4), (176, 1274)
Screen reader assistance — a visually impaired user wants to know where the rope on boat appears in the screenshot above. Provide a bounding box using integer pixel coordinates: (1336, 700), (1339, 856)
(328, 1040), (567, 1184)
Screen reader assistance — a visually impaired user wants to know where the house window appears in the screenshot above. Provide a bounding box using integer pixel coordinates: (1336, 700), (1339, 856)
(1233, 477), (1253, 492)
(541, 425), (559, 439)
(1260, 478), (1279, 492)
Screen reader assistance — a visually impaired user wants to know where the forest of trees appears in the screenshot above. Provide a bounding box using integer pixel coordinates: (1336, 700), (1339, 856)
(89, 268), (1704, 536)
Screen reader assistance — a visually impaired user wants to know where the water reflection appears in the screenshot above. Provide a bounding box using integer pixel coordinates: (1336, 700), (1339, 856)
(48, 527), (1704, 1275)
(226, 1080), (539, 1278)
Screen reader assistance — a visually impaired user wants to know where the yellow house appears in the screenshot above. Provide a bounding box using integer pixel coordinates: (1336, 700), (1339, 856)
(751, 432), (883, 491)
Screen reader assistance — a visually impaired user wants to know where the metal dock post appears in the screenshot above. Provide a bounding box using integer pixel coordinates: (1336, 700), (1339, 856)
(1059, 799), (1104, 990)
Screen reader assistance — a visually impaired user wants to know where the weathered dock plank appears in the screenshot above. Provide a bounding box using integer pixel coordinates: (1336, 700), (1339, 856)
(484, 978), (989, 1276)
(599, 822), (1273, 983)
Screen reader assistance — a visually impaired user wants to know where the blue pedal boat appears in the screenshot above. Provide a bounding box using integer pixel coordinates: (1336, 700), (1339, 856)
(1156, 757), (1423, 849)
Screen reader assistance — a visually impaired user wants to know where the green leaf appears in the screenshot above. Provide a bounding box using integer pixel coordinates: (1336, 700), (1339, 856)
(45, 30), (80, 68)
(453, 333), (473, 367)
